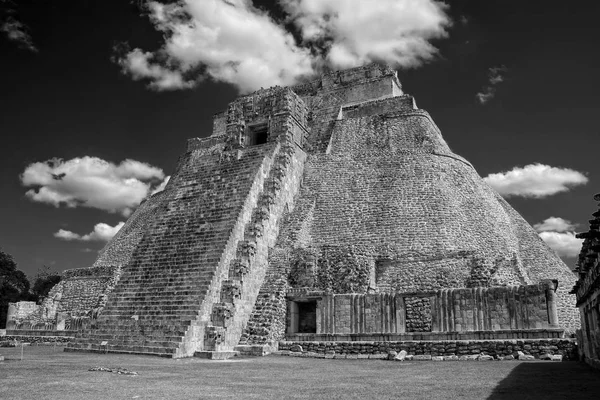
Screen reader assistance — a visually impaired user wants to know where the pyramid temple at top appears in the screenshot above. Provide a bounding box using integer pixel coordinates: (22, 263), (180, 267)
(6, 64), (579, 358)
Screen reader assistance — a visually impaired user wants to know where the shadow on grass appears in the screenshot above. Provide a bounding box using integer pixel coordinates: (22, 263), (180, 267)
(488, 361), (600, 400)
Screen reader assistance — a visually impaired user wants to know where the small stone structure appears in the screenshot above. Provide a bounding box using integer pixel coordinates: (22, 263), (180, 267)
(7, 64), (579, 358)
(5, 265), (122, 335)
(572, 193), (600, 369)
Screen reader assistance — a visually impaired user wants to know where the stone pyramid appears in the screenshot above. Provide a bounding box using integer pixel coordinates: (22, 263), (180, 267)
(65, 64), (577, 357)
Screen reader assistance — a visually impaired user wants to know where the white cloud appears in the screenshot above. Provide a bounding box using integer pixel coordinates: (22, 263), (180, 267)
(533, 217), (583, 258)
(54, 222), (125, 242)
(1, 8), (37, 52)
(21, 157), (166, 216)
(54, 229), (81, 241)
(150, 175), (170, 195)
(118, 0), (315, 93)
(533, 217), (577, 233)
(537, 231), (583, 258)
(119, 49), (196, 91)
(476, 89), (496, 105)
(484, 163), (588, 198)
(281, 0), (450, 69)
(476, 65), (506, 104)
(118, 0), (451, 93)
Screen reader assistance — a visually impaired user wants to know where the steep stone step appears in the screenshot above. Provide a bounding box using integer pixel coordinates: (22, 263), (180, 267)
(66, 343), (177, 357)
(105, 295), (205, 302)
(204, 142), (306, 352)
(68, 141), (282, 358)
(102, 299), (203, 306)
(108, 305), (200, 311)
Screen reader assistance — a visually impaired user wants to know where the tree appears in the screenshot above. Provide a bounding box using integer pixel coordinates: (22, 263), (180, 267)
(0, 248), (30, 328)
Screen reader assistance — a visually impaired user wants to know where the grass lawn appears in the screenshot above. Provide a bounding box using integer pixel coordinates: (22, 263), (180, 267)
(1, 346), (599, 400)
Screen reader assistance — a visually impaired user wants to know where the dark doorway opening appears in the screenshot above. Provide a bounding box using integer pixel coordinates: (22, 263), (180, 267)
(246, 123), (269, 146)
(297, 301), (317, 333)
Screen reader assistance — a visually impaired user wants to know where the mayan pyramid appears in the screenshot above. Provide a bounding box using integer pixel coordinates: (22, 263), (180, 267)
(63, 64), (577, 357)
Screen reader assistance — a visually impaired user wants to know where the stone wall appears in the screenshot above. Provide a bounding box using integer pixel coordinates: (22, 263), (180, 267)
(405, 297), (432, 332)
(284, 282), (559, 340)
(1, 335), (73, 345)
(292, 64), (402, 153)
(279, 339), (577, 360)
(6, 265), (122, 331)
(55, 265), (121, 314)
(5, 302), (40, 329)
(572, 194), (600, 369)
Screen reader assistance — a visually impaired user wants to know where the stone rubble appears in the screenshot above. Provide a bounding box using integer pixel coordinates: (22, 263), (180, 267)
(89, 366), (139, 375)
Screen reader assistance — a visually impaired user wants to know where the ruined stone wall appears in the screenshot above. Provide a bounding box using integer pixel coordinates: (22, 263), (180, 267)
(298, 283), (558, 337)
(292, 64), (402, 152)
(405, 297), (432, 332)
(279, 339), (577, 360)
(6, 302), (39, 328)
(55, 265), (120, 314)
(240, 248), (292, 344)
(340, 96), (415, 120)
(494, 193), (579, 332)
(6, 265), (122, 331)
(223, 87), (309, 149)
(572, 194), (600, 369)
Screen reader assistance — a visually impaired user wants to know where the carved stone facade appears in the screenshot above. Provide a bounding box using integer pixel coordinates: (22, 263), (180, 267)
(285, 282), (561, 342)
(572, 194), (600, 369)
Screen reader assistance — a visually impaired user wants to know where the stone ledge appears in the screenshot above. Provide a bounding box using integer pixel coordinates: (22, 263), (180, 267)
(278, 339), (577, 361)
(194, 351), (240, 360)
(285, 329), (565, 342)
(273, 350), (568, 362)
(1, 335), (74, 345)
(234, 344), (276, 357)
(64, 347), (174, 358)
(6, 330), (78, 337)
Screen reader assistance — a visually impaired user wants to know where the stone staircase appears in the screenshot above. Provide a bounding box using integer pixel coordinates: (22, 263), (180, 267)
(198, 141), (306, 358)
(66, 143), (283, 358)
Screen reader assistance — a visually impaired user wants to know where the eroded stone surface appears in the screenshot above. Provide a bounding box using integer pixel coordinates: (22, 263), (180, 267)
(7, 64), (579, 358)
(572, 195), (600, 369)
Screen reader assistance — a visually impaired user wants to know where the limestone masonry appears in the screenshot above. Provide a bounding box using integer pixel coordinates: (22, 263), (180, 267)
(6, 64), (579, 358)
(572, 194), (600, 369)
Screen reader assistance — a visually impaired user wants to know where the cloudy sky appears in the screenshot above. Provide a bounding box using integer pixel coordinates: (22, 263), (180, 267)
(1, 0), (598, 277)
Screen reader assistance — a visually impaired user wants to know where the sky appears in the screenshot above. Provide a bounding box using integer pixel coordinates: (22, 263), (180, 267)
(1, 0), (598, 279)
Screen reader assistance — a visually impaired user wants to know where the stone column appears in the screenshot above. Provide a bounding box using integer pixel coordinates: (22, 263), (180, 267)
(56, 312), (68, 331)
(394, 294), (406, 333)
(431, 294), (440, 332)
(5, 303), (17, 330)
(287, 301), (299, 334)
(546, 281), (560, 328)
